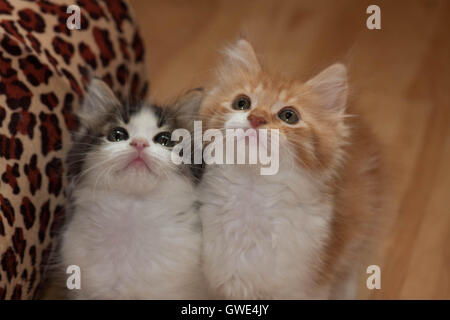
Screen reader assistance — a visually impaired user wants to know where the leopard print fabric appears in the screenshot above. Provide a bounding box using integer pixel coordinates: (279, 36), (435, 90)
(0, 0), (148, 299)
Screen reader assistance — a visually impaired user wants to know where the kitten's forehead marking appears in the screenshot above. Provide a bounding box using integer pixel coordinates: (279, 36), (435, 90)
(247, 85), (263, 109)
(287, 97), (297, 104)
(251, 94), (259, 109)
(254, 83), (263, 94)
(271, 101), (285, 112)
(127, 108), (161, 138)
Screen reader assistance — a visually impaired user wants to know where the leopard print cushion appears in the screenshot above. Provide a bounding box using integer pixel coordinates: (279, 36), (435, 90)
(0, 0), (148, 299)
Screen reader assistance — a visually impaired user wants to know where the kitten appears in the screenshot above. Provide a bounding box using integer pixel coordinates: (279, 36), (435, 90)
(61, 79), (206, 299)
(198, 39), (381, 299)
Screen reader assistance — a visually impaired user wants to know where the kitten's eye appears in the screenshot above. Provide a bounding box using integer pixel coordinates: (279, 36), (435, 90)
(153, 131), (175, 147)
(107, 127), (129, 142)
(232, 94), (251, 110)
(278, 107), (300, 125)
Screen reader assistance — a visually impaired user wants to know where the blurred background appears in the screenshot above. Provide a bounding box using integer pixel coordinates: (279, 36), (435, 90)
(129, 0), (450, 299)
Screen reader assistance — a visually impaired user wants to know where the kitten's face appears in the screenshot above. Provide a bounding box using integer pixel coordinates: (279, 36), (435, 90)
(68, 80), (196, 196)
(200, 40), (349, 173)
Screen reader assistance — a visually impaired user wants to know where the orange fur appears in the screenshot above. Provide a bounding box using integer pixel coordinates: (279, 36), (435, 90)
(200, 39), (383, 297)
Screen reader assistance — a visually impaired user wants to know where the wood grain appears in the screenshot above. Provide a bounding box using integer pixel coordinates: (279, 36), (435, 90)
(129, 0), (450, 299)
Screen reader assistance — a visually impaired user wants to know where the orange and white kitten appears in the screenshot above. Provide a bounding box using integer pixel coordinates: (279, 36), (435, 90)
(198, 39), (381, 299)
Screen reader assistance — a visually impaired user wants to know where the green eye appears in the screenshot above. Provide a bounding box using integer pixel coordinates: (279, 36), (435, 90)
(278, 107), (300, 125)
(107, 127), (129, 142)
(153, 131), (175, 147)
(232, 94), (251, 110)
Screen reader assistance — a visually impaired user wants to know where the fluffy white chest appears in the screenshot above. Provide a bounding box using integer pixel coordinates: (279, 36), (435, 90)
(198, 165), (333, 299)
(62, 181), (205, 299)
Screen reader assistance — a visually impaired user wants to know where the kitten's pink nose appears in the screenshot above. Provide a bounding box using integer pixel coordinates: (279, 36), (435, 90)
(247, 114), (267, 128)
(130, 138), (149, 151)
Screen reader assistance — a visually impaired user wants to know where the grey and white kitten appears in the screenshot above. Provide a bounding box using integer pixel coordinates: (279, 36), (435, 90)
(61, 79), (206, 299)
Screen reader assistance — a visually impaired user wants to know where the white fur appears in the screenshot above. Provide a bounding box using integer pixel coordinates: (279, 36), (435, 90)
(198, 165), (333, 299)
(61, 108), (207, 299)
(198, 113), (334, 299)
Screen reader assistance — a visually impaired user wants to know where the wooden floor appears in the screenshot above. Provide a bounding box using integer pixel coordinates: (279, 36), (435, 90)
(130, 0), (450, 299)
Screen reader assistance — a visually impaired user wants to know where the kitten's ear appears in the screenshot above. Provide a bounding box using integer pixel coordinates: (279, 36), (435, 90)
(306, 63), (348, 113)
(78, 79), (121, 128)
(221, 39), (261, 74)
(173, 88), (204, 131)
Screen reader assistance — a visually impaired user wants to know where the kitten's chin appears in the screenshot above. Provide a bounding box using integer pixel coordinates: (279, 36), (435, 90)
(85, 164), (161, 196)
(108, 173), (161, 196)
